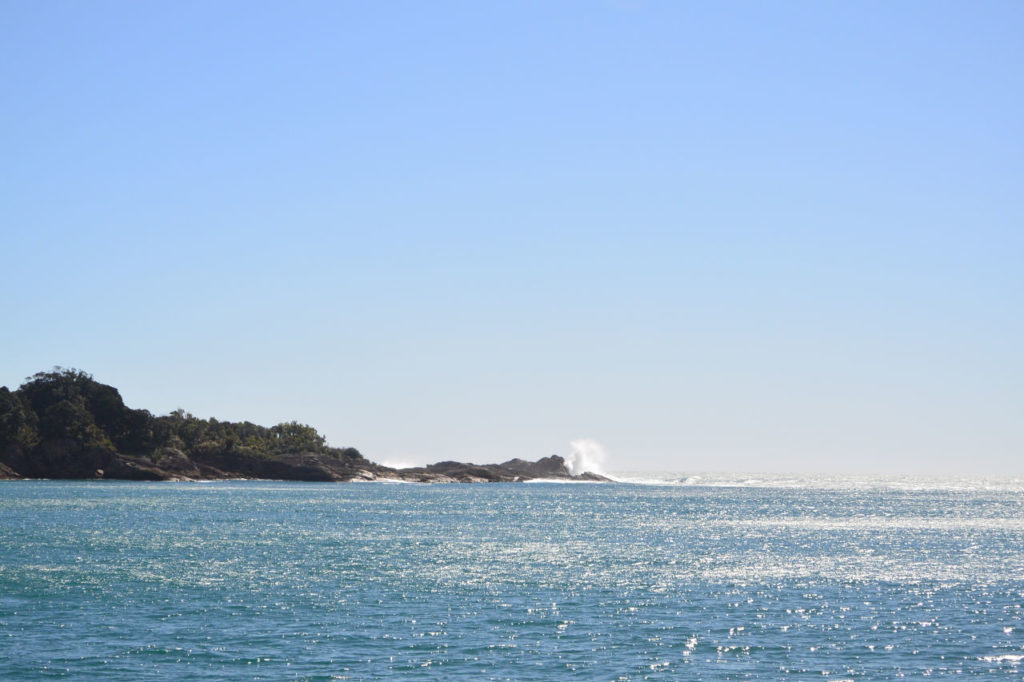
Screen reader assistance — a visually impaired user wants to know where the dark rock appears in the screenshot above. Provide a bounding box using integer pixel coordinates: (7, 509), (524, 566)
(0, 461), (22, 479)
(385, 454), (611, 483)
(28, 439), (114, 479)
(0, 443), (29, 477)
(500, 455), (572, 477)
(102, 456), (168, 481)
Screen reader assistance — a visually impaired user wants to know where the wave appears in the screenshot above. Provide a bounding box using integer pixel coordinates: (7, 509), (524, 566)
(523, 478), (607, 484)
(977, 654), (1024, 664)
(609, 471), (1024, 492)
(348, 477), (416, 484)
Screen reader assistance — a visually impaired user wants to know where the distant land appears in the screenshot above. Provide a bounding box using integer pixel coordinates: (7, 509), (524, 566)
(0, 368), (607, 483)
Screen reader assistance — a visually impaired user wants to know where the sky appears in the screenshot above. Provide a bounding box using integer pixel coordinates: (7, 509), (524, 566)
(2, 1), (1022, 474)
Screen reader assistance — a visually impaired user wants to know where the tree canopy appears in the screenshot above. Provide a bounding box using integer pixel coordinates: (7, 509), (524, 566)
(0, 367), (363, 478)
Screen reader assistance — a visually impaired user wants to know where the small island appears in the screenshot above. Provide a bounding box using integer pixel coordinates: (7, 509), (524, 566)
(0, 368), (608, 483)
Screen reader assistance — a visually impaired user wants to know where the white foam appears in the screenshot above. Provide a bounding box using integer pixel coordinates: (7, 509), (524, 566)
(523, 478), (605, 484)
(978, 654), (1024, 663)
(608, 471), (1024, 492)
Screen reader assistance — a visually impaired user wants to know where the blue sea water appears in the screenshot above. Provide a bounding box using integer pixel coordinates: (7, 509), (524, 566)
(2, 475), (1024, 680)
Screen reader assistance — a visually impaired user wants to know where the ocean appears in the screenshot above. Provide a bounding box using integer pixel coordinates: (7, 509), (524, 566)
(2, 475), (1023, 679)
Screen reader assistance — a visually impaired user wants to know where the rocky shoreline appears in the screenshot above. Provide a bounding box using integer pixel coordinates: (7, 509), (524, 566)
(0, 369), (608, 483)
(0, 446), (606, 483)
(0, 447), (607, 483)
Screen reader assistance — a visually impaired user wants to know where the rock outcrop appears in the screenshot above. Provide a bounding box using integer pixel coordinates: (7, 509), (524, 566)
(0, 461), (21, 479)
(392, 455), (608, 482)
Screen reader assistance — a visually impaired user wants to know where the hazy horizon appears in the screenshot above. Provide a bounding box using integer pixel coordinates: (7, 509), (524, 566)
(4, 2), (1022, 476)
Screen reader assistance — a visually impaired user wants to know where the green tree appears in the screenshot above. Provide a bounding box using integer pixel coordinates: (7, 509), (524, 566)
(270, 421), (326, 453)
(0, 387), (39, 450)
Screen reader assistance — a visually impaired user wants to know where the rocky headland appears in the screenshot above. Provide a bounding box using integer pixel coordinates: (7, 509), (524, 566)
(0, 369), (608, 483)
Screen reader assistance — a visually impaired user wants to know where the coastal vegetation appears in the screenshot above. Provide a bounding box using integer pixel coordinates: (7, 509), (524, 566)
(0, 368), (604, 482)
(0, 367), (370, 481)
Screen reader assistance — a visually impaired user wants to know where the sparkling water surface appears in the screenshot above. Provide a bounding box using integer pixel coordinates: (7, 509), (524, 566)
(2, 476), (1024, 679)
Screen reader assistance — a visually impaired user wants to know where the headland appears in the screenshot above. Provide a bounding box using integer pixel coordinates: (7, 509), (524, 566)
(0, 369), (608, 483)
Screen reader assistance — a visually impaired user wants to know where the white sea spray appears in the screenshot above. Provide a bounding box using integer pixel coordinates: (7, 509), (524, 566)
(565, 438), (609, 476)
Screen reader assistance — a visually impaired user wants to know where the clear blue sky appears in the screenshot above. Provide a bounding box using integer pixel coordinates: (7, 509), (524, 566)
(3, 1), (1022, 474)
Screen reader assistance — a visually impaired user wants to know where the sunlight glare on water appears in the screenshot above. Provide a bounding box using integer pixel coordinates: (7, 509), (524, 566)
(1, 478), (1023, 679)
